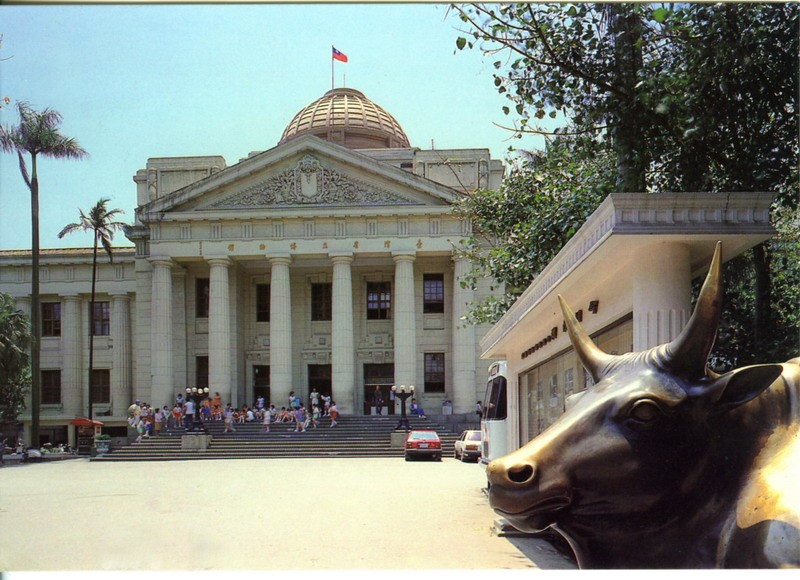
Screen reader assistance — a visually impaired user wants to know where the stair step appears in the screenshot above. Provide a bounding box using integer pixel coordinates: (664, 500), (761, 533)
(93, 415), (460, 462)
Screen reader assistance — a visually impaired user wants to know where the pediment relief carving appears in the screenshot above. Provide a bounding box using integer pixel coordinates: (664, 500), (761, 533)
(208, 155), (417, 209)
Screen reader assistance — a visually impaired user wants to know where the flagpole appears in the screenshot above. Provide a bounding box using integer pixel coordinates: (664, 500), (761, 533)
(331, 52), (334, 90)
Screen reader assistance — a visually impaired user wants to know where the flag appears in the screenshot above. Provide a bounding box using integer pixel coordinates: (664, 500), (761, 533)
(332, 46), (348, 63)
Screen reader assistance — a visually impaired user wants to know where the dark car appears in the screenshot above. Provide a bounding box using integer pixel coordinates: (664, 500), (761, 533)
(454, 429), (482, 462)
(404, 430), (442, 461)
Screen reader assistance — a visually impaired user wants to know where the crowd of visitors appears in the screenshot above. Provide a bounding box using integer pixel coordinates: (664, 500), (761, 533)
(128, 390), (341, 439)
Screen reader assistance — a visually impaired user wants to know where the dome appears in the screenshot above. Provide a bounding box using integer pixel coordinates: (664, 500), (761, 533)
(279, 88), (410, 149)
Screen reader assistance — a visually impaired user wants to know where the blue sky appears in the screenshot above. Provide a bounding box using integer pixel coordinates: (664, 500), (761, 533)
(0, 4), (555, 250)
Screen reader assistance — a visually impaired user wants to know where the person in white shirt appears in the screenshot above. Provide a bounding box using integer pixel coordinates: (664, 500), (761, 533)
(183, 398), (195, 428)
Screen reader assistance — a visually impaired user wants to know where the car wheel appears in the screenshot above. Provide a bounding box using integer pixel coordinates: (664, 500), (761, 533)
(454, 449), (459, 459)
(436, 454), (442, 461)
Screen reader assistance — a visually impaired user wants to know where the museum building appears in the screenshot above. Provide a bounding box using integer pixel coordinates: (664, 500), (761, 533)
(0, 88), (505, 446)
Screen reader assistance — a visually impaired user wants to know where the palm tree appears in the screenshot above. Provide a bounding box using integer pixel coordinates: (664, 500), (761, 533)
(0, 101), (87, 447)
(59, 198), (125, 421)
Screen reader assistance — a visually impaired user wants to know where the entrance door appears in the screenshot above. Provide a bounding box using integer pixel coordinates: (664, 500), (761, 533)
(363, 364), (395, 415)
(308, 364), (332, 407)
(253, 365), (270, 406)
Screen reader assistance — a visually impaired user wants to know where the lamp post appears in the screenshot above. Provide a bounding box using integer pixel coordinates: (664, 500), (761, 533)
(185, 387), (210, 433)
(392, 384), (414, 431)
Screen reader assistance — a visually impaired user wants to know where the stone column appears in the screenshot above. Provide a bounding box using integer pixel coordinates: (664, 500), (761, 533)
(14, 296), (31, 319)
(331, 253), (355, 414)
(208, 257), (233, 404)
(110, 293), (132, 416)
(61, 294), (83, 418)
(393, 252), (417, 394)
(452, 256), (476, 414)
(149, 257), (174, 407)
(269, 255), (293, 408)
(632, 242), (691, 350)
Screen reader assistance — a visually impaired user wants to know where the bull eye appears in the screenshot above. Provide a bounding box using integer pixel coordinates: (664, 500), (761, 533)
(629, 400), (662, 423)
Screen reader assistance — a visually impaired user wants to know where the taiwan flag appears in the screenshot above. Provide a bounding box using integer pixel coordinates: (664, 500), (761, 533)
(332, 46), (348, 63)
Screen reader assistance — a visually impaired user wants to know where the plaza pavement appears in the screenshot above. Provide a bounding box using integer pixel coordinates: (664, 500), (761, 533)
(0, 456), (576, 572)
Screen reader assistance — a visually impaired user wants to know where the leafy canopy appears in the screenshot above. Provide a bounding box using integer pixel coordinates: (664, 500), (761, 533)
(0, 293), (30, 425)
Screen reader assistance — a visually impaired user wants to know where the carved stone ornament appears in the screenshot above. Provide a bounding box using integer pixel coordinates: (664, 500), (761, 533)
(210, 155), (416, 208)
(487, 242), (800, 569)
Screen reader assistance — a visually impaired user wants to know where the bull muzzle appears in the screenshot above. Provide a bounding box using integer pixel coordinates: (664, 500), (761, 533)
(486, 453), (572, 533)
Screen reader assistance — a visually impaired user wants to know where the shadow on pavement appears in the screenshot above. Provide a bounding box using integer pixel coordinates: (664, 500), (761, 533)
(505, 531), (578, 570)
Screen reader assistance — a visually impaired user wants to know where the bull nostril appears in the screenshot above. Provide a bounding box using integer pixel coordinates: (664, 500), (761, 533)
(507, 462), (536, 485)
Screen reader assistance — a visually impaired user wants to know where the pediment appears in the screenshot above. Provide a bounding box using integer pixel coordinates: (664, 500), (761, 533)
(207, 154), (418, 209)
(140, 136), (459, 220)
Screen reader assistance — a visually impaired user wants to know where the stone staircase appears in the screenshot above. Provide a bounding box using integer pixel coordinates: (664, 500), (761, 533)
(92, 415), (461, 461)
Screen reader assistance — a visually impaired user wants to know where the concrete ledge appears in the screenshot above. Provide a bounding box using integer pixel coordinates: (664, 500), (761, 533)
(390, 431), (407, 448)
(2, 454), (24, 466)
(181, 434), (213, 451)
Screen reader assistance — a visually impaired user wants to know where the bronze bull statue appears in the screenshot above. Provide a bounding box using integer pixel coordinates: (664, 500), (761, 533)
(487, 242), (800, 568)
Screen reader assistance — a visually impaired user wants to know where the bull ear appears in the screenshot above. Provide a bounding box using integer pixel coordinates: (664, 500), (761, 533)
(707, 364), (783, 414)
(665, 242), (723, 380)
(559, 295), (616, 383)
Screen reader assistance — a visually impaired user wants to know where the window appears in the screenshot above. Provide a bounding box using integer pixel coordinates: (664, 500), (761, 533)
(256, 284), (270, 323)
(41, 370), (61, 404)
(42, 302), (61, 337)
(424, 353), (445, 393)
(91, 369), (110, 404)
(423, 274), (444, 314)
(311, 283), (332, 321)
(366, 282), (391, 320)
(92, 301), (110, 336)
(196, 278), (210, 318)
(196, 356), (209, 389)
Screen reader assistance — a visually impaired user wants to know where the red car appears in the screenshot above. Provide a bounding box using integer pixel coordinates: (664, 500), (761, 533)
(404, 430), (442, 461)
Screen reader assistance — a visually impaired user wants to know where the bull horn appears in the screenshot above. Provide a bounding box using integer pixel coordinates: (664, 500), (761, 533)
(558, 295), (616, 383)
(665, 241), (723, 378)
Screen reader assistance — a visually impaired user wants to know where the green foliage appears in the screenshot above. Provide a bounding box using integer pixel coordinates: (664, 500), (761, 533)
(453, 136), (616, 324)
(647, 4), (799, 203)
(0, 293), (30, 424)
(452, 3), (798, 199)
(711, 204), (800, 369)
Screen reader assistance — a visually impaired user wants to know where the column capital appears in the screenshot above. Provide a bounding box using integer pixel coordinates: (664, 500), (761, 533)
(330, 252), (354, 264)
(108, 292), (131, 300)
(148, 256), (174, 269)
(392, 251), (416, 264)
(60, 293), (82, 301)
(267, 253), (293, 266)
(14, 296), (31, 304)
(206, 256), (232, 267)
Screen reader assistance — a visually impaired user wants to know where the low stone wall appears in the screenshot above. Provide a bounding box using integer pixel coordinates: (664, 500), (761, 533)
(427, 413), (481, 434)
(181, 434), (213, 451)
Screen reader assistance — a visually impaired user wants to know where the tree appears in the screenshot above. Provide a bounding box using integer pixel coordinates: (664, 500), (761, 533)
(452, 3), (660, 192)
(0, 292), (31, 442)
(454, 135), (616, 324)
(452, 3), (798, 365)
(58, 198), (125, 420)
(0, 101), (88, 446)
